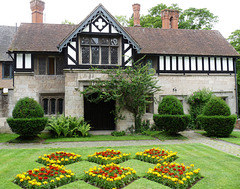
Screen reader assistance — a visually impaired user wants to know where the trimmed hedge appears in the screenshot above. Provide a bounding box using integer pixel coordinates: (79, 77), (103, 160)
(197, 115), (237, 137)
(202, 96), (231, 116)
(12, 97), (44, 118)
(7, 117), (48, 137)
(158, 95), (184, 115)
(153, 114), (190, 134)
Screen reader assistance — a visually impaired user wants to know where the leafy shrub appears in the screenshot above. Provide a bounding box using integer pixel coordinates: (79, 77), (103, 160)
(202, 97), (231, 116)
(12, 97), (44, 118)
(7, 97), (47, 137)
(47, 115), (91, 137)
(153, 114), (190, 134)
(111, 131), (126, 136)
(154, 96), (189, 134)
(7, 117), (48, 137)
(197, 97), (236, 137)
(197, 115), (237, 137)
(186, 89), (213, 129)
(158, 95), (184, 115)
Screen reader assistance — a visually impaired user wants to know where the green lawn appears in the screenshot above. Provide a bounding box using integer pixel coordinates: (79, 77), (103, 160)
(0, 131), (188, 143)
(195, 130), (240, 145)
(0, 143), (240, 189)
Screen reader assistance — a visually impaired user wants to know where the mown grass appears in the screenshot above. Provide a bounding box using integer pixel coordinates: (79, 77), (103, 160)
(196, 130), (240, 145)
(0, 143), (239, 188)
(0, 131), (187, 143)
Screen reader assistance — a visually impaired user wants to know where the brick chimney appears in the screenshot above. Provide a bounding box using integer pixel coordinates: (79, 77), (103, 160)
(30, 0), (45, 23)
(132, 3), (141, 27)
(161, 9), (179, 29)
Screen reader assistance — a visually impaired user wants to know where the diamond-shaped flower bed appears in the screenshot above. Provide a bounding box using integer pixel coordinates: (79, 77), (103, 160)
(146, 162), (201, 189)
(13, 164), (76, 188)
(36, 151), (82, 165)
(135, 147), (178, 164)
(87, 149), (130, 164)
(84, 163), (138, 189)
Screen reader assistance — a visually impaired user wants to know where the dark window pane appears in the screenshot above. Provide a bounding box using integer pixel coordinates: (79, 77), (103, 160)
(39, 57), (46, 75)
(91, 38), (99, 45)
(111, 38), (118, 46)
(82, 47), (90, 64)
(3, 64), (11, 78)
(92, 46), (99, 64)
(101, 38), (109, 45)
(48, 58), (55, 75)
(101, 47), (109, 64)
(56, 57), (64, 75)
(111, 47), (118, 64)
(58, 99), (64, 114)
(50, 99), (56, 114)
(43, 98), (48, 114)
(81, 37), (89, 45)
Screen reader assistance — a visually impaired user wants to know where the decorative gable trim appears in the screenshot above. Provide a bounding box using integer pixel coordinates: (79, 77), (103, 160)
(58, 4), (140, 53)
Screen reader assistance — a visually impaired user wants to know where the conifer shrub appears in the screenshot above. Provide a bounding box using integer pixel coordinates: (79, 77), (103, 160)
(7, 97), (47, 137)
(153, 95), (190, 134)
(197, 97), (236, 137)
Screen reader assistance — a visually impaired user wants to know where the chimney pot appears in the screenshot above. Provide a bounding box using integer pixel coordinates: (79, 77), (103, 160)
(161, 9), (179, 29)
(30, 0), (45, 23)
(132, 3), (141, 27)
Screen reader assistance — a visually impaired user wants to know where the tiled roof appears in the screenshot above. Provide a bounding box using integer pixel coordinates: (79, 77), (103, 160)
(0, 26), (17, 61)
(124, 27), (239, 56)
(9, 23), (76, 52)
(9, 23), (239, 57)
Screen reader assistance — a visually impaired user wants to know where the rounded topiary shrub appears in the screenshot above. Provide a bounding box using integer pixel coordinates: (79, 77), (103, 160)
(12, 97), (44, 118)
(158, 95), (184, 115)
(202, 96), (231, 116)
(7, 97), (47, 137)
(154, 96), (189, 134)
(198, 97), (236, 137)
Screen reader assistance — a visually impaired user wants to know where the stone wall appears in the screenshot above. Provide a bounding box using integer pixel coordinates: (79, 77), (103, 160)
(9, 73), (65, 117)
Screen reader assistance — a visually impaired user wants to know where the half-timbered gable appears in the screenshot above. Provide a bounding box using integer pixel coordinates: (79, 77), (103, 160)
(58, 4), (140, 68)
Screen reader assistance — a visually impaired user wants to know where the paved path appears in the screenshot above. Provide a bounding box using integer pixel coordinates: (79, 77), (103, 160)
(0, 131), (240, 157)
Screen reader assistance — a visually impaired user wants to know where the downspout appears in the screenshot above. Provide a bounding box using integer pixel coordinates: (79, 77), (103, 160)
(234, 57), (238, 117)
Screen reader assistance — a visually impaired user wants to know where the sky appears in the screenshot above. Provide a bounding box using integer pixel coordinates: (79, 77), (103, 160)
(0, 0), (239, 38)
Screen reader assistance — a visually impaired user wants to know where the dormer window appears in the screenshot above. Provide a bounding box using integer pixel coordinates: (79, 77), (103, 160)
(80, 36), (120, 65)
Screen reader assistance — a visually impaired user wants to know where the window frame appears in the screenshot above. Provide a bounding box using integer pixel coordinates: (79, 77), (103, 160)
(40, 93), (64, 115)
(36, 56), (57, 75)
(2, 62), (13, 79)
(79, 36), (121, 65)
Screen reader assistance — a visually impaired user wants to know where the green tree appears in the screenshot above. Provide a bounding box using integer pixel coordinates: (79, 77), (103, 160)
(228, 30), (240, 113)
(81, 61), (161, 133)
(61, 19), (75, 25)
(115, 15), (130, 27)
(118, 3), (218, 30)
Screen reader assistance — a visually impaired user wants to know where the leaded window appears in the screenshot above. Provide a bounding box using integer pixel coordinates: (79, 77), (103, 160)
(80, 36), (119, 65)
(40, 94), (64, 115)
(2, 62), (13, 79)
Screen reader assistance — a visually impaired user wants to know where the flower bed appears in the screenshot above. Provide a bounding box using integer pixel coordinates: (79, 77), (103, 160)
(135, 147), (178, 164)
(146, 162), (201, 189)
(84, 163), (138, 189)
(36, 151), (82, 165)
(13, 164), (76, 189)
(87, 149), (130, 164)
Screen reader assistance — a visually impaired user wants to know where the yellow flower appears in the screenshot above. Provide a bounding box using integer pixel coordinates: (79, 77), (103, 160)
(56, 177), (60, 181)
(186, 176), (191, 179)
(50, 180), (55, 183)
(60, 175), (64, 178)
(37, 182), (41, 186)
(20, 179), (24, 182)
(182, 178), (187, 181)
(190, 164), (194, 167)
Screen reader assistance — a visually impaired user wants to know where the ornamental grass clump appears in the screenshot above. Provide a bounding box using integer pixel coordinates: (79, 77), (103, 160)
(88, 149), (130, 165)
(153, 96), (190, 134)
(83, 163), (138, 189)
(135, 147), (178, 164)
(13, 164), (76, 189)
(146, 162), (201, 189)
(197, 96), (237, 137)
(36, 151), (82, 166)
